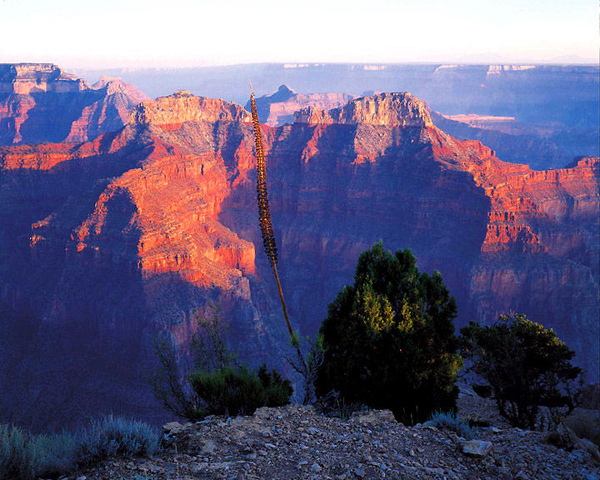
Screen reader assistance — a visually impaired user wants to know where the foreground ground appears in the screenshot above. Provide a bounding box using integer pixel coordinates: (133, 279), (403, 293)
(70, 392), (599, 480)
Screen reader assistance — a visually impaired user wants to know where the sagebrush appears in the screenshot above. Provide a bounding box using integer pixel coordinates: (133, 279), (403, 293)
(426, 411), (477, 440)
(76, 414), (161, 466)
(0, 415), (160, 480)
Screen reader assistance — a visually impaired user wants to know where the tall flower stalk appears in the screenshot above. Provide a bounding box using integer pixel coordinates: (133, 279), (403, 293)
(249, 83), (308, 386)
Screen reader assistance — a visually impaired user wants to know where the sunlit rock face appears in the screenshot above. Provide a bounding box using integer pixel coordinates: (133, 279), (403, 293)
(0, 63), (149, 145)
(293, 92), (434, 127)
(0, 91), (597, 431)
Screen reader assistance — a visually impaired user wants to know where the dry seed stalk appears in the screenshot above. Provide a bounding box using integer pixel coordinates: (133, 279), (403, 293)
(249, 83), (307, 375)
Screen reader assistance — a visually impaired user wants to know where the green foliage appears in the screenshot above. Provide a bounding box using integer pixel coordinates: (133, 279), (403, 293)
(76, 414), (161, 466)
(0, 424), (31, 480)
(190, 364), (292, 417)
(0, 415), (159, 480)
(257, 364), (295, 407)
(316, 243), (463, 425)
(426, 411), (477, 439)
(461, 314), (582, 430)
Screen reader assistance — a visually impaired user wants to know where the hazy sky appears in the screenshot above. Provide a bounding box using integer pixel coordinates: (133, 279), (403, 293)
(0, 0), (597, 69)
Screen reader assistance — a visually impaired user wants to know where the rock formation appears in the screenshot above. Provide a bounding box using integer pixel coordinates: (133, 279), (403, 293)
(0, 91), (597, 430)
(246, 84), (353, 126)
(0, 63), (149, 145)
(293, 92), (433, 127)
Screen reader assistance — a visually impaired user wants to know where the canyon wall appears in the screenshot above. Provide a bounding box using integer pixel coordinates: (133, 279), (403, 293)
(0, 64), (149, 145)
(0, 90), (597, 431)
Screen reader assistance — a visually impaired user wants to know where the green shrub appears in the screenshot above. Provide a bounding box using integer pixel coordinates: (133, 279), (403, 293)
(315, 243), (463, 425)
(0, 424), (77, 480)
(426, 411), (477, 439)
(76, 414), (161, 466)
(257, 364), (295, 407)
(461, 314), (582, 430)
(190, 364), (292, 417)
(150, 304), (235, 421)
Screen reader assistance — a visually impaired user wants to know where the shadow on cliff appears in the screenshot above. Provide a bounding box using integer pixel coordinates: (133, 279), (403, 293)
(0, 141), (153, 432)
(13, 90), (105, 145)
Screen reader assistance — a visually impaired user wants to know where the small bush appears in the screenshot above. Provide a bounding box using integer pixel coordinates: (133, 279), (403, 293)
(152, 304), (294, 421)
(28, 432), (78, 479)
(461, 314), (582, 430)
(190, 364), (292, 418)
(317, 390), (369, 420)
(76, 414), (161, 466)
(0, 424), (77, 480)
(426, 411), (477, 439)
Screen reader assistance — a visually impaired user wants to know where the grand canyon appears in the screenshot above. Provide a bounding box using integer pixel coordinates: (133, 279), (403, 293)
(0, 64), (598, 432)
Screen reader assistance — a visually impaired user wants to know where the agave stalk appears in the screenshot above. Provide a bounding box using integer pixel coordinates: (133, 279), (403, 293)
(249, 82), (308, 377)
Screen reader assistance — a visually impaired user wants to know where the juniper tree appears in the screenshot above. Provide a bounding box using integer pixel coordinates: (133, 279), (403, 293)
(316, 243), (462, 424)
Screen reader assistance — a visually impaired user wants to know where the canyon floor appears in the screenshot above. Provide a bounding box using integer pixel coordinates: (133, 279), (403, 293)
(70, 391), (599, 480)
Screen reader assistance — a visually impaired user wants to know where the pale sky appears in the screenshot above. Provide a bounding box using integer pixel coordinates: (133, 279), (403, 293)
(0, 0), (597, 69)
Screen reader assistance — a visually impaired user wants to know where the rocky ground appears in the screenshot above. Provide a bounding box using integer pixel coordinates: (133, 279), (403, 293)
(69, 390), (599, 480)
